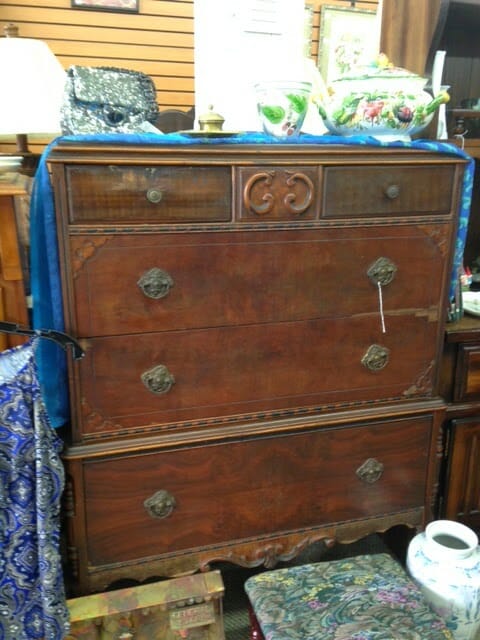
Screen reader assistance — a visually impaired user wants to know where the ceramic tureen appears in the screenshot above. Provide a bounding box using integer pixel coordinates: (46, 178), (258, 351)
(314, 55), (449, 140)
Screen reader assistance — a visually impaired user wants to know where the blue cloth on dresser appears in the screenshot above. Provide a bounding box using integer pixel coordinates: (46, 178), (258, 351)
(29, 132), (475, 428)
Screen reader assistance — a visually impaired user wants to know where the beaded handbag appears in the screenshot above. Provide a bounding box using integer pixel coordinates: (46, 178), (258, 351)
(60, 65), (159, 135)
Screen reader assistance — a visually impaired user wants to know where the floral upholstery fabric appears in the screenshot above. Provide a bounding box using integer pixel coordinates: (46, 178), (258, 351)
(245, 552), (454, 640)
(0, 340), (70, 640)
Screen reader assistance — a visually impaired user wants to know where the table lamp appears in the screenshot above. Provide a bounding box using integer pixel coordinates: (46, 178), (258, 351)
(0, 24), (66, 173)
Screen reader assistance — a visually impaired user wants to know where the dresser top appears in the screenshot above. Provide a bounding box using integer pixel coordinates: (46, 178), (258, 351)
(47, 136), (470, 167)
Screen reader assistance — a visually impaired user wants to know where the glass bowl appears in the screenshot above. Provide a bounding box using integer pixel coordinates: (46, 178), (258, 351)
(255, 81), (312, 138)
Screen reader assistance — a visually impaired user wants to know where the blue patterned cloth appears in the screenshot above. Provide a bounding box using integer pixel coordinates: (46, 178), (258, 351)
(0, 340), (70, 640)
(30, 132), (474, 427)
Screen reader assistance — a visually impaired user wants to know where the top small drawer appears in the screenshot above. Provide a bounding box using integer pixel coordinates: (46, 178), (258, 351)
(454, 344), (480, 402)
(323, 165), (455, 218)
(65, 165), (232, 223)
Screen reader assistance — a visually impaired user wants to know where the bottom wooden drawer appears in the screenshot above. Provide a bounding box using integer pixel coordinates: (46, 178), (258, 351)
(72, 415), (432, 567)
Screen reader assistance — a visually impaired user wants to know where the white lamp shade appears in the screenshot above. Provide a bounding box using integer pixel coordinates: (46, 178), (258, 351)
(0, 37), (66, 135)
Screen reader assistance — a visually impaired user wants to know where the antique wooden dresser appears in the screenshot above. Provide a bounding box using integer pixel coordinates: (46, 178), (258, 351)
(47, 140), (466, 595)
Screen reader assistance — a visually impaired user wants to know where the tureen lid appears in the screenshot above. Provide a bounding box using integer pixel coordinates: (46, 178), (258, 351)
(331, 54), (427, 86)
(336, 65), (425, 83)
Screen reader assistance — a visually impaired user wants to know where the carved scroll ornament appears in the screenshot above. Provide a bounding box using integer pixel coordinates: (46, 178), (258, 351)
(243, 170), (314, 217)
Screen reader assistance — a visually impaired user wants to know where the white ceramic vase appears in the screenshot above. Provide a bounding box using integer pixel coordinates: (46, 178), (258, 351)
(407, 520), (480, 640)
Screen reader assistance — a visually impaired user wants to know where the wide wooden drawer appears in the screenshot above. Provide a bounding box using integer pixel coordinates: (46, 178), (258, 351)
(70, 226), (448, 337)
(454, 344), (480, 401)
(64, 165), (232, 223)
(323, 165), (455, 218)
(75, 314), (440, 439)
(80, 415), (432, 565)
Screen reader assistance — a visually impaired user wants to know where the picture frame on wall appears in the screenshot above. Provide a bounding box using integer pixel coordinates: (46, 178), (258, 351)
(304, 3), (314, 57)
(71, 0), (139, 12)
(318, 5), (378, 85)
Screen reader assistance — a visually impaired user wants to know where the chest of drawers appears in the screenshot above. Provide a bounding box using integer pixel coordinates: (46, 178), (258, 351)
(49, 142), (465, 595)
(439, 316), (480, 532)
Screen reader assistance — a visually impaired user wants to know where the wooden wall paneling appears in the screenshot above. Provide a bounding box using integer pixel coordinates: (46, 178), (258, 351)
(0, 0), (194, 154)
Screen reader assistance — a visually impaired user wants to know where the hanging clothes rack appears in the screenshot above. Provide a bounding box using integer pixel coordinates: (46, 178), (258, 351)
(0, 321), (85, 360)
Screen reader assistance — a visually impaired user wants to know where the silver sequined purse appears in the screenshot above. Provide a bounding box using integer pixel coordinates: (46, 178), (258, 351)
(60, 65), (159, 135)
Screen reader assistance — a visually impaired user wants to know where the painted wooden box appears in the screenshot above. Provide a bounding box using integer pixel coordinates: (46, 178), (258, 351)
(65, 570), (225, 639)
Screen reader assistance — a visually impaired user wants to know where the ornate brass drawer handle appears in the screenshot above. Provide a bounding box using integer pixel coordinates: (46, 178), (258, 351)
(361, 344), (390, 372)
(146, 187), (164, 203)
(367, 257), (397, 286)
(137, 267), (173, 299)
(356, 458), (384, 484)
(141, 364), (175, 395)
(144, 489), (176, 519)
(384, 184), (400, 200)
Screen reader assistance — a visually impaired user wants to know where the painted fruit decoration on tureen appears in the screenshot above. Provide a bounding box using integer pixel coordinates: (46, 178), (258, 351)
(314, 54), (449, 140)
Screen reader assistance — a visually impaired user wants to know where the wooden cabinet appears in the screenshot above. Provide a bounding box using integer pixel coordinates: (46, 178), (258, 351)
(0, 181), (29, 349)
(434, 1), (480, 533)
(443, 417), (480, 528)
(440, 317), (480, 530)
(48, 142), (465, 595)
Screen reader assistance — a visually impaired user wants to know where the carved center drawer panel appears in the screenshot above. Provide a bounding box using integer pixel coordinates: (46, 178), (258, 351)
(80, 415), (432, 566)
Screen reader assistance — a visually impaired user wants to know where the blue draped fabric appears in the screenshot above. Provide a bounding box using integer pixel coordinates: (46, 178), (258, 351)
(30, 132), (475, 428)
(0, 340), (70, 640)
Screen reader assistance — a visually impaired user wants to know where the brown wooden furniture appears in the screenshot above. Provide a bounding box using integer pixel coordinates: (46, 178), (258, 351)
(0, 179), (29, 349)
(48, 141), (466, 596)
(440, 315), (480, 531)
(432, 2), (480, 534)
(155, 107), (195, 133)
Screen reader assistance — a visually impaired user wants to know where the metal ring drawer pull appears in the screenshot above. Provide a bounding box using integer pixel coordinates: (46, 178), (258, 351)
(144, 489), (176, 519)
(367, 257), (397, 287)
(384, 184), (400, 200)
(356, 458), (384, 484)
(141, 364), (175, 395)
(361, 344), (390, 372)
(137, 267), (173, 299)
(146, 187), (164, 203)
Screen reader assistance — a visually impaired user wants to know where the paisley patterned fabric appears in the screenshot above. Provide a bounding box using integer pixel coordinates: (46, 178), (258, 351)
(0, 340), (70, 640)
(245, 553), (454, 640)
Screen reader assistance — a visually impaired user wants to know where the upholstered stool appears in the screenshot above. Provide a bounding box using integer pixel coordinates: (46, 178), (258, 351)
(244, 552), (454, 640)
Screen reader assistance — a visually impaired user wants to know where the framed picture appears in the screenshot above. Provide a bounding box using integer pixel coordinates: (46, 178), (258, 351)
(304, 3), (314, 57)
(71, 0), (139, 12)
(318, 5), (378, 85)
